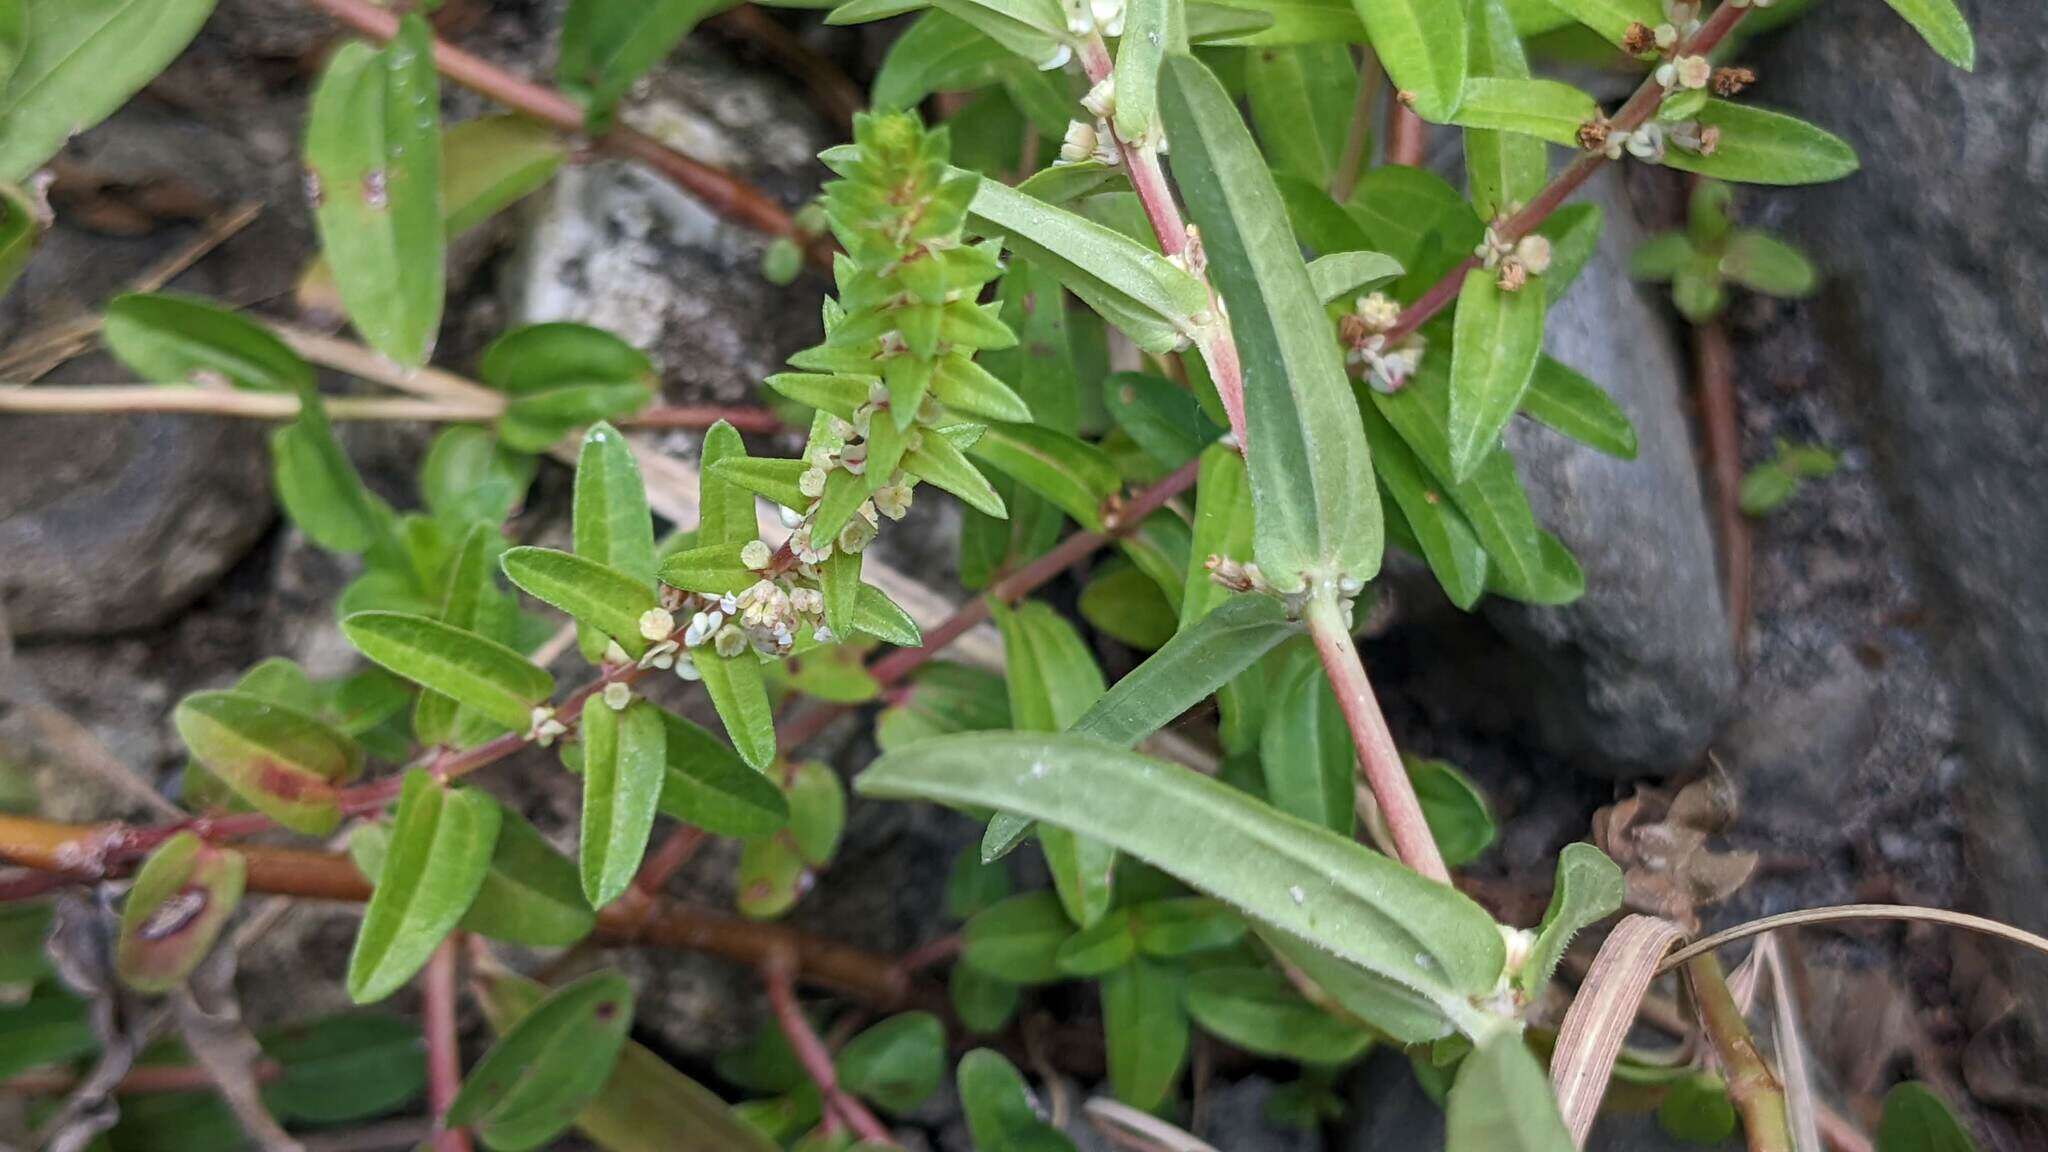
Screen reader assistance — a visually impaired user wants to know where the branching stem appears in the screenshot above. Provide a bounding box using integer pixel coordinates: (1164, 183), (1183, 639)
(763, 948), (896, 1145)
(424, 937), (472, 1152)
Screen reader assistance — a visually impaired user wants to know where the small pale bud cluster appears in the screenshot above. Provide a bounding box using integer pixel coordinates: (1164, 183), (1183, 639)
(1065, 0), (1125, 38)
(1475, 226), (1553, 293)
(1057, 119), (1121, 167)
(527, 706), (570, 747)
(741, 540), (774, 570)
(1340, 292), (1426, 392)
(1205, 555), (1272, 596)
(638, 607), (676, 642)
(1166, 224), (1207, 279)
(1081, 77), (1116, 122)
(1596, 121), (1666, 162)
(1666, 121), (1721, 156)
(1654, 1), (1701, 49)
(602, 681), (634, 711)
(1654, 54), (1712, 91)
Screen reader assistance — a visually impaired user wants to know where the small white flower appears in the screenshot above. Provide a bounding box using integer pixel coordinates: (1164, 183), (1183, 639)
(673, 652), (702, 681)
(527, 706), (569, 747)
(1673, 54), (1711, 90)
(837, 516), (876, 555)
(1514, 235), (1553, 276)
(638, 639), (679, 670)
(1354, 292), (1402, 333)
(1058, 119), (1100, 166)
(1626, 121), (1666, 160)
(777, 504), (806, 530)
(638, 607), (676, 642)
(1038, 42), (1073, 72)
(741, 540), (774, 570)
(684, 610), (724, 648)
(602, 681), (633, 711)
(1653, 23), (1680, 49)
(718, 593), (739, 615)
(714, 625), (748, 658)
(1081, 76), (1116, 121)
(789, 587), (824, 616)
(798, 467), (828, 499)
(814, 624), (837, 645)
(603, 640), (631, 666)
(873, 483), (913, 520)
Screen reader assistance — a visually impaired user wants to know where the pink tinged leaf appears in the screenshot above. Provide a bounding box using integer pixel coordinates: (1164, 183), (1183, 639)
(115, 833), (247, 995)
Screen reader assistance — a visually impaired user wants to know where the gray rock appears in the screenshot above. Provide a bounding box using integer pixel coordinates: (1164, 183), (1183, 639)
(1759, 4), (2048, 1040)
(1201, 1077), (1320, 1152)
(0, 410), (272, 639)
(1483, 168), (1737, 777)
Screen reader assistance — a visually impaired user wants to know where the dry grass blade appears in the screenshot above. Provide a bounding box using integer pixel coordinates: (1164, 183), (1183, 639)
(1757, 936), (1824, 1152)
(1551, 914), (1687, 1149)
(1083, 1097), (1220, 1152)
(1658, 905), (2048, 974)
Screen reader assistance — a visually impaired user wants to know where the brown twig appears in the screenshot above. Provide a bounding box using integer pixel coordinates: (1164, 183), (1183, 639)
(1384, 103), (1426, 167)
(1382, 1), (1753, 347)
(706, 5), (863, 131)
(423, 938), (470, 1152)
(1686, 952), (1793, 1152)
(295, 0), (830, 268)
(1694, 317), (1749, 656)
(763, 948), (897, 1145)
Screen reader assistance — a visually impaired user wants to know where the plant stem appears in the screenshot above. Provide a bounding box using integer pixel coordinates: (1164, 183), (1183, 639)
(705, 5), (863, 131)
(1385, 103), (1426, 167)
(763, 948), (897, 1145)
(1685, 953), (1794, 1152)
(1693, 317), (1750, 657)
(1330, 50), (1383, 203)
(423, 937), (472, 1152)
(296, 0), (829, 267)
(1382, 1), (1752, 347)
(1303, 593), (1447, 883)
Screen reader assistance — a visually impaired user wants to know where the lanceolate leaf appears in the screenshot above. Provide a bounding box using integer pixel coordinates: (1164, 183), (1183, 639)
(116, 833), (245, 994)
(1878, 1083), (1981, 1152)
(1522, 356), (1637, 459)
(415, 524), (496, 747)
(1112, 0), (1186, 144)
(1880, 0), (1974, 71)
(1450, 77), (1595, 147)
(969, 422), (1121, 531)
(0, 0), (218, 182)
(272, 391), (398, 558)
(1101, 959), (1189, 1110)
(344, 612), (554, 733)
(1448, 268), (1547, 481)
(1245, 42), (1359, 188)
(1350, 0), (1466, 122)
(447, 970), (634, 1151)
(347, 771), (502, 1004)
(1186, 966), (1375, 1063)
(961, 891), (1074, 984)
(443, 115), (570, 235)
(175, 691), (363, 835)
(1261, 649), (1355, 835)
(958, 1049), (1078, 1152)
(105, 293), (314, 393)
(656, 711), (790, 837)
(353, 808), (597, 947)
(580, 699), (668, 909)
(698, 649), (776, 773)
(1180, 442), (1256, 627)
(305, 16), (445, 366)
(859, 732), (1509, 1033)
(574, 422), (658, 660)
(1306, 250), (1405, 303)
(1463, 0), (1548, 221)
(1361, 403), (1489, 609)
(1446, 1034), (1575, 1152)
(837, 1012), (946, 1115)
(1160, 54), (1382, 590)
(502, 547), (661, 660)
(1659, 101), (1860, 187)
(559, 0), (728, 121)
(1539, 0), (1660, 49)
(260, 1013), (429, 1124)
(1070, 595), (1298, 747)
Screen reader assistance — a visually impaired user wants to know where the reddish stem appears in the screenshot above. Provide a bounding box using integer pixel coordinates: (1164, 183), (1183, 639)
(1385, 103), (1426, 167)
(1382, 1), (1752, 346)
(1304, 594), (1447, 883)
(1694, 317), (1749, 657)
(893, 934), (962, 977)
(624, 405), (787, 434)
(424, 937), (472, 1152)
(764, 949), (897, 1145)
(297, 0), (831, 268)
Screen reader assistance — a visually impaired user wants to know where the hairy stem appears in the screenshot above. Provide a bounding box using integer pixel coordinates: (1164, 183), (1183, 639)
(764, 949), (897, 1145)
(424, 938), (472, 1152)
(296, 0), (828, 265)
(1303, 593), (1447, 883)
(1685, 953), (1793, 1152)
(1383, 1), (1752, 346)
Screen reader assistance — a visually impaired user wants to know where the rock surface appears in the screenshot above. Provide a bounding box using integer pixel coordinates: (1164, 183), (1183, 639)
(1760, 4), (2048, 1048)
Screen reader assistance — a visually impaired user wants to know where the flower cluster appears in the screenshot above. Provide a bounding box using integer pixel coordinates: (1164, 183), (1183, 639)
(1340, 292), (1426, 393)
(1476, 222), (1554, 293)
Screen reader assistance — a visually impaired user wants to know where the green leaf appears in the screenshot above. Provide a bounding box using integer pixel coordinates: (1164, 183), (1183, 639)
(0, 989), (97, 1080)
(1446, 1034), (1574, 1152)
(0, 180), (44, 296)
(873, 11), (1013, 112)
(929, 0), (1069, 65)
(423, 427), (536, 527)
(575, 422), (659, 659)
(1104, 371), (1223, 471)
(837, 1013), (945, 1115)
(1180, 442), (1256, 627)
(1131, 897), (1245, 956)
(1160, 54), (1382, 590)
(1345, 163), (1480, 273)
(1306, 250), (1405, 304)
(951, 965), (1022, 1035)
(175, 691), (363, 835)
(357, 806), (596, 946)
(1113, 0), (1187, 143)
(699, 648), (777, 772)
(1738, 464), (1797, 516)
(903, 428), (1007, 518)
(448, 970), (634, 1151)
(1360, 403), (1488, 609)
(1660, 101), (1860, 187)
(1187, 966), (1374, 1063)
(503, 383), (654, 453)
(1879, 1082), (1980, 1152)
(478, 970), (778, 1152)
(104, 292), (314, 392)
(1055, 911), (1138, 976)
(260, 1013), (427, 1124)
(1720, 230), (1817, 298)
(272, 393), (397, 557)
(343, 612), (554, 733)
(1407, 756), (1494, 867)
(1351, 0), (1466, 122)
(1521, 357), (1637, 460)
(958, 1049), (1078, 1152)
(695, 420), (760, 546)
(115, 833), (244, 993)
(1881, 0), (1973, 70)
(656, 710), (790, 836)
(347, 771), (501, 1003)
(860, 732), (1509, 1033)
(968, 179), (1211, 355)
(1463, 0), (1548, 220)
(1080, 563), (1178, 650)
(1260, 648), (1356, 834)
(1516, 842), (1623, 997)
(1102, 958), (1189, 1110)
(560, 0), (728, 120)
(1657, 1074), (1737, 1145)
(1538, 203), (1604, 304)
(962, 891), (1074, 984)
(1450, 77), (1594, 148)
(1536, 0), (1658, 48)
(855, 584), (924, 647)
(502, 548), (661, 660)
(443, 114), (570, 235)
(968, 423), (1121, 531)
(305, 16), (445, 366)
(1072, 594), (1297, 747)
(0, 0), (218, 183)
(657, 541), (760, 597)
(0, 1), (23, 93)
(1245, 43), (1359, 188)
(579, 699), (668, 908)
(1448, 268), (1547, 481)
(486, 325), (657, 451)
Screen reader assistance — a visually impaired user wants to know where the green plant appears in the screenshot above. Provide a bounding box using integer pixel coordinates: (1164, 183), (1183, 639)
(0, 0), (2021, 1150)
